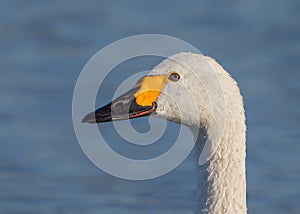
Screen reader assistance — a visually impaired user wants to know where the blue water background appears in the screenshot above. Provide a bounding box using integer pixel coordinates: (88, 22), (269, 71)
(0, 0), (299, 213)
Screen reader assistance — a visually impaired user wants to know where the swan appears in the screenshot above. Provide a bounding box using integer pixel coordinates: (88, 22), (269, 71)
(82, 52), (247, 214)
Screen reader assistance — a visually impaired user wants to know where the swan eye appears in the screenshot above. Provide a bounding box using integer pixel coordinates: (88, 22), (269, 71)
(169, 72), (180, 82)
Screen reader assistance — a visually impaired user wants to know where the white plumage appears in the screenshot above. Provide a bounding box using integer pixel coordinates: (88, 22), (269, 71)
(150, 53), (247, 214)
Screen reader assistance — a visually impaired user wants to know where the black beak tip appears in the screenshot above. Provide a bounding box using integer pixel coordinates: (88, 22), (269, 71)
(81, 112), (96, 124)
(81, 102), (157, 124)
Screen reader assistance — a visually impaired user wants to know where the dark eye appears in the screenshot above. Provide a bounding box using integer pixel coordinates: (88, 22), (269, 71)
(169, 72), (180, 82)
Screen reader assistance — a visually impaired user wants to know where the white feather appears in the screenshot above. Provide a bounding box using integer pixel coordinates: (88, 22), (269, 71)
(150, 52), (247, 214)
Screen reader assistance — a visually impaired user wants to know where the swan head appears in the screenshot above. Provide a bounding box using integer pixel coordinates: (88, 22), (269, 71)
(82, 52), (226, 133)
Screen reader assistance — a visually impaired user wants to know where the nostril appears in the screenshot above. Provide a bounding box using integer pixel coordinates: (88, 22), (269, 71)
(113, 101), (124, 109)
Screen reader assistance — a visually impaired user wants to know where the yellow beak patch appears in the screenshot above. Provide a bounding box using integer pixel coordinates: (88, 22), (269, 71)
(135, 75), (168, 106)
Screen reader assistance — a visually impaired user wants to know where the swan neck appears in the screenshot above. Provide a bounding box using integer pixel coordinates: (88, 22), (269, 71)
(194, 115), (247, 213)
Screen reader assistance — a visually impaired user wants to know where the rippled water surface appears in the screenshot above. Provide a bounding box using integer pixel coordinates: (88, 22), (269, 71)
(1, 0), (299, 213)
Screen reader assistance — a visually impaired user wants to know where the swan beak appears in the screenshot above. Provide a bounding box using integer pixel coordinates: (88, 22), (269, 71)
(81, 89), (157, 123)
(82, 75), (168, 123)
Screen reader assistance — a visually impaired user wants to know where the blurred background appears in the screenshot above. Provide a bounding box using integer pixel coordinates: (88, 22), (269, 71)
(1, 0), (299, 213)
